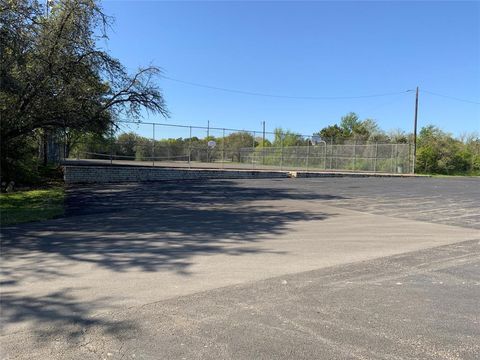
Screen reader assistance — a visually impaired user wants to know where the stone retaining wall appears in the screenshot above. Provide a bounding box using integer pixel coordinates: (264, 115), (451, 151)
(64, 166), (424, 184)
(64, 166), (288, 184)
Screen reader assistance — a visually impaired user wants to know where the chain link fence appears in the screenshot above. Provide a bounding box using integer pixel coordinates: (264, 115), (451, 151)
(68, 121), (413, 174)
(239, 143), (411, 173)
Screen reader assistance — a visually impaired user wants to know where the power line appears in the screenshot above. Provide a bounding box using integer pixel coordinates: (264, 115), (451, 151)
(421, 89), (480, 105)
(162, 75), (413, 100)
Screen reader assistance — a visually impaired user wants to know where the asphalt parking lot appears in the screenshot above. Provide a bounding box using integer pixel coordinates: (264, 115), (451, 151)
(1, 177), (479, 359)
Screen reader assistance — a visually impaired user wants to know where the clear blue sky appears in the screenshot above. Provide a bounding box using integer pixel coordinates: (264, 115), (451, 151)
(101, 0), (479, 138)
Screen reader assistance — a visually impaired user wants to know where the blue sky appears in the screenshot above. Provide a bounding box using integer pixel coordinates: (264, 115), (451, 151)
(101, 1), (479, 138)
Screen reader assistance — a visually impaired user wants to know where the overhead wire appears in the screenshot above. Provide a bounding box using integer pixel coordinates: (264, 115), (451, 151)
(162, 75), (413, 100)
(162, 76), (479, 105)
(421, 89), (480, 105)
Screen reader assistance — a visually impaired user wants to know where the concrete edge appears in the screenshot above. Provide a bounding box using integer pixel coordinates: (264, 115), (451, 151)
(288, 171), (431, 178)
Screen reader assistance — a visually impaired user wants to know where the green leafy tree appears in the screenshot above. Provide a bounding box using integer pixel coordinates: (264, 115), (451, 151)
(0, 0), (168, 180)
(388, 129), (409, 144)
(116, 132), (142, 158)
(339, 112), (361, 137)
(416, 125), (472, 174)
(273, 128), (306, 147)
(319, 114), (382, 142)
(360, 118), (383, 141)
(317, 124), (345, 142)
(224, 132), (255, 162)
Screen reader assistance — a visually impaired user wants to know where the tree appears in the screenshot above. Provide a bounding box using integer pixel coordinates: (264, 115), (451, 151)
(272, 128), (306, 147)
(255, 137), (272, 148)
(317, 124), (345, 142)
(224, 132), (255, 162)
(359, 118), (382, 141)
(319, 114), (381, 142)
(0, 0), (168, 180)
(416, 125), (471, 174)
(116, 132), (141, 158)
(339, 112), (361, 137)
(388, 129), (409, 144)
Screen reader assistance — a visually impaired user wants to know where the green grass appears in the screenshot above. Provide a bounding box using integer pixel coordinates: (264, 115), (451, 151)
(0, 187), (65, 226)
(429, 172), (480, 178)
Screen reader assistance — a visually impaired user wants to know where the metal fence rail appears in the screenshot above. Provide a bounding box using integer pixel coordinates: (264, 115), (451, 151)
(69, 121), (413, 174)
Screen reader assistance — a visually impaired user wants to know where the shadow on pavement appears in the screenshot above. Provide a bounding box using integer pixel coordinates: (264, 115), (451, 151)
(0, 288), (137, 351)
(0, 180), (343, 343)
(64, 179), (344, 216)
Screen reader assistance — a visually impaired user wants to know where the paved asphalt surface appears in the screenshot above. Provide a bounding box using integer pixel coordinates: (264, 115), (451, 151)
(64, 176), (480, 229)
(66, 240), (480, 360)
(242, 177), (480, 229)
(1, 177), (479, 359)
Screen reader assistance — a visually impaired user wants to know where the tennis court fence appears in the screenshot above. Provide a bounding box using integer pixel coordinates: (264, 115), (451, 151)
(64, 120), (413, 174)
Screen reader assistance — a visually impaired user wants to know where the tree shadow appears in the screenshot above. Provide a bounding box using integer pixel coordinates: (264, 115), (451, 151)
(63, 179), (344, 216)
(2, 180), (344, 275)
(1, 288), (137, 352)
(2, 206), (331, 275)
(0, 179), (344, 345)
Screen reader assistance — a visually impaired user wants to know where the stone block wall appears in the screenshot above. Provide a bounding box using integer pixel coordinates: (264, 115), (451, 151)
(64, 166), (289, 184)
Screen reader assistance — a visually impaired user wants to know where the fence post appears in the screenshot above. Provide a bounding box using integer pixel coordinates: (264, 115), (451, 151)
(323, 142), (327, 170)
(222, 128), (225, 169)
(280, 134), (284, 170)
(152, 123), (155, 167)
(329, 138), (333, 169)
(394, 143), (398, 173)
(206, 141), (209, 164)
(391, 144), (395, 173)
(353, 140), (357, 171)
(188, 126), (192, 169)
(252, 131), (255, 169)
(206, 121), (210, 164)
(374, 142), (378, 173)
(306, 139), (310, 171)
(110, 127), (113, 165)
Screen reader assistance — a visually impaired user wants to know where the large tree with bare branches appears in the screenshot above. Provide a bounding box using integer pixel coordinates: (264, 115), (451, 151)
(0, 0), (168, 179)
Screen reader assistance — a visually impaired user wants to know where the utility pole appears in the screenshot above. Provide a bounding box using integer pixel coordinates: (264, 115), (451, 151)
(413, 86), (419, 174)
